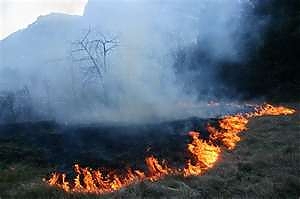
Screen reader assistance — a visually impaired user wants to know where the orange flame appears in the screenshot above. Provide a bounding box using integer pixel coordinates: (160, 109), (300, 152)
(207, 115), (249, 150)
(207, 104), (296, 150)
(247, 103), (296, 117)
(46, 104), (296, 194)
(46, 157), (172, 194)
(183, 131), (220, 176)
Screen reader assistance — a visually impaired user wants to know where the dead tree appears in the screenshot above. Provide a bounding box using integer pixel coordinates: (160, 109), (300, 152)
(91, 33), (119, 73)
(71, 28), (119, 89)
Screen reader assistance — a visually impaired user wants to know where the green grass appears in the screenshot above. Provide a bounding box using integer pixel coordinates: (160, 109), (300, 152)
(0, 111), (299, 198)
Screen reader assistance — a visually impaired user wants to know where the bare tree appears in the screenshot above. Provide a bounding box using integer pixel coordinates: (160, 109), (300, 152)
(91, 33), (119, 73)
(71, 28), (119, 90)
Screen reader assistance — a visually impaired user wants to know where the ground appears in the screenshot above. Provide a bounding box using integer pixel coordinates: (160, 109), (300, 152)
(0, 107), (299, 199)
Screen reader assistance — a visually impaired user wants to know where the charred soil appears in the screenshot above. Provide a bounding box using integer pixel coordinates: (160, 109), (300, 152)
(0, 109), (299, 198)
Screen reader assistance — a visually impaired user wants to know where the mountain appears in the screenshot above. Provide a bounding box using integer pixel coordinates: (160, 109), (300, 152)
(0, 13), (82, 91)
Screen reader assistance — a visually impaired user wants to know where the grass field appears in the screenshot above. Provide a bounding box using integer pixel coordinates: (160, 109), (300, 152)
(0, 108), (299, 199)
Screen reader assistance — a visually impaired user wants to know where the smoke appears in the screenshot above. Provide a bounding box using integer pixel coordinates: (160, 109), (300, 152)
(0, 0), (256, 123)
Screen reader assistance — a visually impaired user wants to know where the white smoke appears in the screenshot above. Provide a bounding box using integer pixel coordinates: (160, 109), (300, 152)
(0, 0), (255, 123)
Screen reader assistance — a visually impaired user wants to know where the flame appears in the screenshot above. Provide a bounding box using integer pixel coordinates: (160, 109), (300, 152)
(207, 104), (296, 150)
(46, 158), (172, 194)
(207, 115), (249, 150)
(46, 104), (296, 195)
(247, 103), (296, 117)
(183, 131), (220, 176)
(145, 156), (175, 181)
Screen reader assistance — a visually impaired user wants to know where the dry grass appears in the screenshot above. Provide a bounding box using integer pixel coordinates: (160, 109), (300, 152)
(0, 110), (299, 199)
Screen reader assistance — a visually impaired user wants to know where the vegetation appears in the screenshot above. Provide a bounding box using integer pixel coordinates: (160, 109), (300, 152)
(221, 0), (300, 100)
(175, 0), (300, 101)
(0, 109), (299, 198)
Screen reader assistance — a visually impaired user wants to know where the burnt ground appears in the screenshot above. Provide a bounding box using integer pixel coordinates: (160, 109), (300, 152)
(0, 108), (299, 199)
(0, 117), (215, 171)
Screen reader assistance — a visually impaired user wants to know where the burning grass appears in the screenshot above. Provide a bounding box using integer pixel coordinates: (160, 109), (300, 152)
(45, 104), (297, 196)
(0, 103), (298, 198)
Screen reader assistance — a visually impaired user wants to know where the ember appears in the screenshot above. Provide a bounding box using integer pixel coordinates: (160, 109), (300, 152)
(46, 104), (296, 195)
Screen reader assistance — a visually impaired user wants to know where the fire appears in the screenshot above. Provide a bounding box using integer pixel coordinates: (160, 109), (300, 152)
(248, 103), (296, 117)
(207, 104), (296, 150)
(145, 156), (175, 181)
(45, 157), (172, 194)
(207, 115), (249, 150)
(183, 131), (220, 176)
(46, 103), (296, 195)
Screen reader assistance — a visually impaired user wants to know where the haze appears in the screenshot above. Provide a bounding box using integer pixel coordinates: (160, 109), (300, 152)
(0, 0), (258, 123)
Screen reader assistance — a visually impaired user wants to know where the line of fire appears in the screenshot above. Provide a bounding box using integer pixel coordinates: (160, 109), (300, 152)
(45, 104), (296, 195)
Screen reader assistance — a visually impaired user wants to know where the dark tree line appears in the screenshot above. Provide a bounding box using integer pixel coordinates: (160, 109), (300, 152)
(221, 0), (300, 100)
(175, 0), (300, 101)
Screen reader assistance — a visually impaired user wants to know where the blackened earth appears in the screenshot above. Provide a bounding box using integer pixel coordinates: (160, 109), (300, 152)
(0, 118), (217, 173)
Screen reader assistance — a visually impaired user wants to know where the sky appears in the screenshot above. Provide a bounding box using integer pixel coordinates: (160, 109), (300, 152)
(0, 0), (88, 40)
